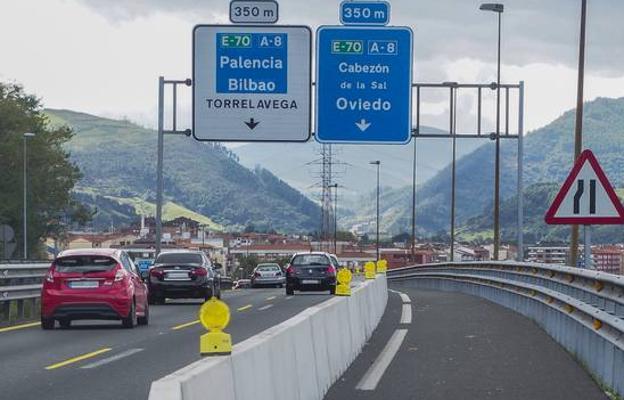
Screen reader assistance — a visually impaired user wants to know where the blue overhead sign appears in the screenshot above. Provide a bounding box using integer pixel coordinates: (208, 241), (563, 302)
(315, 26), (413, 144)
(340, 1), (390, 26)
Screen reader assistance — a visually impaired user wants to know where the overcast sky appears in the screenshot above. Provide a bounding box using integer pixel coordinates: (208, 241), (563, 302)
(1, 0), (623, 135)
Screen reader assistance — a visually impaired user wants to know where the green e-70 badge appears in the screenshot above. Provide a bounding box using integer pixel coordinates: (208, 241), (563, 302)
(331, 40), (363, 55)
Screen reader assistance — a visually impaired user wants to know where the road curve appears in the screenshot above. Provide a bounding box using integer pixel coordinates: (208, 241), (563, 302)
(325, 284), (609, 400)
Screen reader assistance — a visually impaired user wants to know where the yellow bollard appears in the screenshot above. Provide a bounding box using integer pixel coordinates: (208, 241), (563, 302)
(364, 261), (376, 279)
(335, 267), (352, 296)
(199, 297), (232, 356)
(376, 259), (388, 274)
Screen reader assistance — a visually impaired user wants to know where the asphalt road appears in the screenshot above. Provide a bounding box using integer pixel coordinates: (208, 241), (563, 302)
(0, 287), (333, 400)
(325, 283), (610, 400)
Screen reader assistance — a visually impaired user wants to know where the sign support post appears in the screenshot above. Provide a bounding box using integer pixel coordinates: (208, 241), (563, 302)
(583, 225), (592, 269)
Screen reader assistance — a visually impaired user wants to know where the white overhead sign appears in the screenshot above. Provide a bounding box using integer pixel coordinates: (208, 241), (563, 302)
(193, 25), (311, 142)
(545, 149), (624, 225)
(230, 1), (279, 24)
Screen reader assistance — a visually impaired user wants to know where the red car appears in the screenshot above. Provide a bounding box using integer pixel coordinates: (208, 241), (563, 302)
(41, 248), (149, 329)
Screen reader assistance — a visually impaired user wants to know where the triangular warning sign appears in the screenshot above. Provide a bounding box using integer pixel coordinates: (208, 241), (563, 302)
(545, 149), (624, 225)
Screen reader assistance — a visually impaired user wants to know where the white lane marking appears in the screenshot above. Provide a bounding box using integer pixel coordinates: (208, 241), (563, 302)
(80, 348), (144, 369)
(286, 296), (294, 300)
(258, 304), (274, 311)
(400, 304), (412, 324)
(389, 289), (411, 303)
(356, 329), (408, 391)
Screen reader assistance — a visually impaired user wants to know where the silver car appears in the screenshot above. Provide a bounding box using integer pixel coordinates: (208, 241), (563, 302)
(251, 263), (286, 288)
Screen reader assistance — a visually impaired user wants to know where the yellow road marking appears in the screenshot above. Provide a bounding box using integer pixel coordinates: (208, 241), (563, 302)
(237, 304), (253, 312)
(0, 322), (40, 333)
(45, 348), (112, 370)
(171, 320), (201, 331)
(266, 296), (276, 301)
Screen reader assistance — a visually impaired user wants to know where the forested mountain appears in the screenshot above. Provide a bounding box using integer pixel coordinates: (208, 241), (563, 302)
(46, 109), (321, 233)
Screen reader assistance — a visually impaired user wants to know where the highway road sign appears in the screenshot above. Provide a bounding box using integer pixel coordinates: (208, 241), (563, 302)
(315, 26), (413, 144)
(230, 0), (279, 24)
(340, 1), (390, 26)
(545, 149), (624, 225)
(193, 25), (311, 142)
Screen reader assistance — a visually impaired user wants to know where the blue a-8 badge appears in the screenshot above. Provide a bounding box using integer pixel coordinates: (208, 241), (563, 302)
(315, 26), (413, 144)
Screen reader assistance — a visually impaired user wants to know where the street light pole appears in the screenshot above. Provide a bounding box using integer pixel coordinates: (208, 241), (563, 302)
(480, 3), (504, 260)
(570, 0), (588, 268)
(329, 183), (339, 254)
(369, 161), (381, 261)
(23, 132), (35, 260)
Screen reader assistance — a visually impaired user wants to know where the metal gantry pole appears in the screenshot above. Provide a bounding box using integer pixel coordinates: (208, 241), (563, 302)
(517, 81), (525, 261)
(450, 86), (457, 262)
(155, 77), (165, 256)
(411, 133), (417, 262)
(571, 0), (588, 268)
(376, 163), (380, 261)
(493, 11), (502, 261)
(23, 136), (28, 260)
(334, 184), (338, 254)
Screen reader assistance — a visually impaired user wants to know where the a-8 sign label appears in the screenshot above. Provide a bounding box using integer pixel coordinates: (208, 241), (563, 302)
(315, 26), (413, 144)
(193, 25), (311, 142)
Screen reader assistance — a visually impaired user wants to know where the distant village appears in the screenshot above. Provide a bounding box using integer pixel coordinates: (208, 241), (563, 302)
(45, 216), (624, 277)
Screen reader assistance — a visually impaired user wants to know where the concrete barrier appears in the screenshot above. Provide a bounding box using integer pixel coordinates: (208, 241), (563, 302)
(149, 275), (387, 400)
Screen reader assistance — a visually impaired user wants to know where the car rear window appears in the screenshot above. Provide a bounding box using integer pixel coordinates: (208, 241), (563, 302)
(155, 253), (203, 264)
(257, 265), (280, 271)
(55, 256), (117, 273)
(292, 254), (329, 266)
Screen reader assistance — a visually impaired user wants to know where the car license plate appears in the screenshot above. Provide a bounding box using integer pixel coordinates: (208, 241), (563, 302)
(166, 272), (189, 280)
(69, 280), (99, 289)
(302, 279), (319, 284)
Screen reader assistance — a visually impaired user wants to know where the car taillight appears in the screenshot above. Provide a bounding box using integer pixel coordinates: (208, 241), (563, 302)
(254, 272), (261, 278)
(114, 268), (126, 282)
(276, 271), (282, 276)
(193, 268), (208, 276)
(286, 264), (295, 276)
(150, 268), (164, 278)
(327, 265), (336, 275)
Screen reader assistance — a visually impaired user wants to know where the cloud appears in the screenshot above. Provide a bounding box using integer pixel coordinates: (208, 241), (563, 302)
(74, 0), (624, 76)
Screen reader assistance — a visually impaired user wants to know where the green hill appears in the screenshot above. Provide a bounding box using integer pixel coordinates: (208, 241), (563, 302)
(46, 109), (321, 232)
(363, 97), (624, 243)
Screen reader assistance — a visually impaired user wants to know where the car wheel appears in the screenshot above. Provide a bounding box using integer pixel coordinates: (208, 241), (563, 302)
(59, 319), (71, 329)
(329, 286), (336, 295)
(41, 317), (55, 330)
(122, 301), (136, 329)
(204, 288), (214, 302)
(286, 286), (294, 296)
(137, 302), (149, 326)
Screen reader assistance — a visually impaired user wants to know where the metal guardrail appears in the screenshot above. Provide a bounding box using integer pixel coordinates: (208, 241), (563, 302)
(0, 262), (49, 324)
(387, 261), (624, 397)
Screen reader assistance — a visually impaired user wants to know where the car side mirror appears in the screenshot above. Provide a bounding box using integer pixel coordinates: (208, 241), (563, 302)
(214, 263), (223, 270)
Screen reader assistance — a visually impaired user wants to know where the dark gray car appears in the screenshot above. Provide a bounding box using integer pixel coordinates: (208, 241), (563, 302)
(147, 251), (221, 304)
(285, 252), (337, 295)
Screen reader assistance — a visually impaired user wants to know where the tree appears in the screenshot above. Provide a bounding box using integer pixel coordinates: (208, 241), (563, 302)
(0, 83), (85, 258)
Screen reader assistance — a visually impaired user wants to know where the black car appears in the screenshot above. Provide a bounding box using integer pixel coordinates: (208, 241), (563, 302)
(147, 251), (221, 304)
(285, 252), (338, 295)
